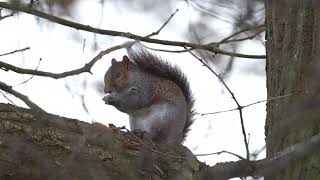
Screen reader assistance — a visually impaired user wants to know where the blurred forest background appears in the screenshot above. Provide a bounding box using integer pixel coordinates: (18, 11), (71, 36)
(0, 0), (266, 166)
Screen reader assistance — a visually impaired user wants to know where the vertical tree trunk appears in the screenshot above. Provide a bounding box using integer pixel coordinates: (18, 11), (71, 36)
(265, 0), (320, 180)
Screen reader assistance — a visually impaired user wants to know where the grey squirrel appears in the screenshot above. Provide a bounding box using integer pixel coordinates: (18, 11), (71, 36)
(102, 45), (195, 144)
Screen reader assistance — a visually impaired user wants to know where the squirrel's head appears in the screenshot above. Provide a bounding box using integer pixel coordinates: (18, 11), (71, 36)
(104, 55), (136, 93)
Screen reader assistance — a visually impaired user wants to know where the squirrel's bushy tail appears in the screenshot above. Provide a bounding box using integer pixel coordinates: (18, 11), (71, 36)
(126, 43), (195, 140)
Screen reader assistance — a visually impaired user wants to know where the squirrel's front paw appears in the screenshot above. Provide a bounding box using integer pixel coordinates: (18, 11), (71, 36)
(102, 95), (111, 104)
(103, 95), (118, 106)
(132, 129), (147, 138)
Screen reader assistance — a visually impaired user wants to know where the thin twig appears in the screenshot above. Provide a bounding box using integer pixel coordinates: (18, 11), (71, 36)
(0, 2), (265, 59)
(28, 0), (34, 8)
(146, 9), (179, 38)
(250, 145), (266, 160)
(0, 90), (26, 118)
(0, 44), (124, 79)
(218, 25), (265, 44)
(189, 1), (232, 24)
(184, 47), (250, 159)
(82, 39), (86, 53)
(0, 47), (30, 57)
(136, 25), (265, 53)
(14, 58), (42, 87)
(195, 150), (246, 160)
(138, 25), (265, 53)
(0, 9), (15, 21)
(198, 93), (295, 116)
(0, 81), (45, 113)
(142, 25), (264, 53)
(0, 91), (18, 107)
(218, 29), (265, 45)
(0, 13), (13, 21)
(142, 44), (195, 53)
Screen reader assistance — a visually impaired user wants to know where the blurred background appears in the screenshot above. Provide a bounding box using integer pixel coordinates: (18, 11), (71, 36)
(0, 0), (266, 168)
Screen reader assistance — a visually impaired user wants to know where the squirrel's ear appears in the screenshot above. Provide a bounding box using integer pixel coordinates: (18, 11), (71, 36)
(122, 55), (133, 70)
(111, 58), (117, 65)
(122, 55), (130, 63)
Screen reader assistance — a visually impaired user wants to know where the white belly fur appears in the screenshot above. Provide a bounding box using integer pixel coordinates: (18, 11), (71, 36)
(129, 103), (170, 132)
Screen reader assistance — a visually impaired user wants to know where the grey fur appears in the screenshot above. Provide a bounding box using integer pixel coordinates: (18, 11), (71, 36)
(103, 44), (195, 143)
(126, 44), (195, 141)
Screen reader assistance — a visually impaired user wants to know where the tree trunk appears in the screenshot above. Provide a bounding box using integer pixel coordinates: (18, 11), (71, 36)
(265, 0), (320, 180)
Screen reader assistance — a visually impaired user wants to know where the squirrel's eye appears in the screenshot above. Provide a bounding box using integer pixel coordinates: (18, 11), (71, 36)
(129, 86), (137, 92)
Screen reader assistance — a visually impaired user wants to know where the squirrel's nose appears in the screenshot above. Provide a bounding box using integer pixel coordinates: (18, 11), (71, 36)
(104, 88), (112, 94)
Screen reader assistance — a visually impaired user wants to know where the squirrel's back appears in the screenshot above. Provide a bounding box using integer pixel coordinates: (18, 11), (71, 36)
(127, 45), (195, 140)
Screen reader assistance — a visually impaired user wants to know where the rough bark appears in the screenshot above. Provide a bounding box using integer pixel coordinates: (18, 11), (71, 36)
(2, 102), (319, 180)
(0, 103), (200, 180)
(265, 0), (320, 180)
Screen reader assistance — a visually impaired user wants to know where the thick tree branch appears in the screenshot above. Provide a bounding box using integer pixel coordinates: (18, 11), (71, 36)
(254, 132), (320, 176)
(0, 103), (319, 180)
(202, 133), (320, 179)
(0, 1), (265, 59)
(0, 103), (199, 180)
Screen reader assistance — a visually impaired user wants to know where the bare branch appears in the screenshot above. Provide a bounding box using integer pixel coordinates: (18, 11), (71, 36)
(195, 150), (246, 160)
(139, 25), (265, 53)
(218, 25), (265, 44)
(203, 132), (320, 179)
(146, 9), (179, 38)
(0, 81), (45, 113)
(0, 8), (15, 21)
(198, 92), (296, 116)
(0, 47), (30, 57)
(14, 58), (42, 86)
(0, 2), (265, 59)
(219, 29), (264, 44)
(0, 91), (18, 107)
(0, 44), (123, 79)
(28, 0), (35, 8)
(250, 146), (266, 160)
(185, 47), (250, 159)
(138, 43), (197, 55)
(254, 132), (320, 176)
(189, 1), (232, 24)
